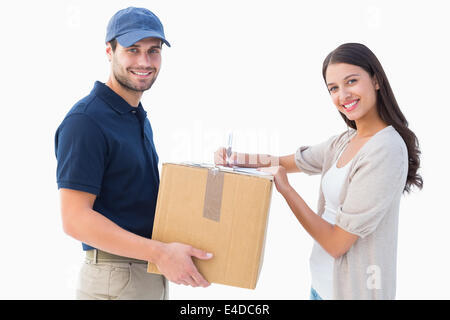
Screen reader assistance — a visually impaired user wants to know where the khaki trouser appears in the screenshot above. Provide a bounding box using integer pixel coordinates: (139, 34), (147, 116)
(76, 251), (168, 300)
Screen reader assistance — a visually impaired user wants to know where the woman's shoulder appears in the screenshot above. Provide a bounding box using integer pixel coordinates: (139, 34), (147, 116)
(321, 126), (406, 161)
(328, 128), (356, 149)
(357, 126), (408, 168)
(367, 126), (406, 153)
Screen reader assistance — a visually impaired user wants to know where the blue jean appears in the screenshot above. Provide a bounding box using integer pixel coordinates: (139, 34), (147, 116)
(310, 287), (323, 300)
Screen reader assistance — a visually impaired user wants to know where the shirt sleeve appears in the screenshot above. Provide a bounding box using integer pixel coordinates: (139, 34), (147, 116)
(335, 139), (407, 238)
(55, 113), (108, 196)
(294, 134), (339, 175)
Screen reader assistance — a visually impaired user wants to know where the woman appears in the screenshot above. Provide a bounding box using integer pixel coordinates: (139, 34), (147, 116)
(214, 43), (422, 300)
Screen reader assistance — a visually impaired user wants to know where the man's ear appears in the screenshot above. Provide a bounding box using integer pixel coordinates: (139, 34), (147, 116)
(106, 43), (113, 62)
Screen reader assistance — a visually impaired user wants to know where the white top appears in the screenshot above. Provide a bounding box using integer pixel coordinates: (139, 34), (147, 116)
(296, 126), (408, 299)
(309, 148), (352, 299)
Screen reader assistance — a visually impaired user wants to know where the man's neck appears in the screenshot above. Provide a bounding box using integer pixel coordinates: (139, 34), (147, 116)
(105, 77), (142, 107)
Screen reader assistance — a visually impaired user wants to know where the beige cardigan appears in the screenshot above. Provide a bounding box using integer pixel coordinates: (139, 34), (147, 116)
(294, 126), (408, 299)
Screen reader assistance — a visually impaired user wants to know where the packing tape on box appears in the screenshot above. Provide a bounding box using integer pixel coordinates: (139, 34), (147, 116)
(203, 168), (224, 222)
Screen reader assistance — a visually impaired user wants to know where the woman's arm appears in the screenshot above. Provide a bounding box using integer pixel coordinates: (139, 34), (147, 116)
(259, 166), (358, 259)
(214, 147), (301, 173)
(282, 186), (358, 259)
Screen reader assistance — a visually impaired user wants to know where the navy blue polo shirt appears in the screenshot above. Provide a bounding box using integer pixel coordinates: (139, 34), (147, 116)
(55, 81), (160, 251)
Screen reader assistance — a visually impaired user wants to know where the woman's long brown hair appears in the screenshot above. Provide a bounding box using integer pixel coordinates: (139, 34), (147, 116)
(323, 43), (423, 193)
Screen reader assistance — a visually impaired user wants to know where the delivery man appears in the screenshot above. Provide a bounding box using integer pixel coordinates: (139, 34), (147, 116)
(55, 7), (212, 300)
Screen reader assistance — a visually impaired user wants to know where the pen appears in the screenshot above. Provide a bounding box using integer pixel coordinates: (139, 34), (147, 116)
(226, 132), (233, 166)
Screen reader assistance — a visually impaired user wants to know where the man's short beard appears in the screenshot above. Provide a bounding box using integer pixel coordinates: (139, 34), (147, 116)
(113, 68), (157, 92)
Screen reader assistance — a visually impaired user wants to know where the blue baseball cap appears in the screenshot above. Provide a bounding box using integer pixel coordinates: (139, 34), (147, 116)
(105, 7), (171, 48)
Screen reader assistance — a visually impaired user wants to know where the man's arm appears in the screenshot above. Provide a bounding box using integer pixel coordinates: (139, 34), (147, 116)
(60, 188), (212, 287)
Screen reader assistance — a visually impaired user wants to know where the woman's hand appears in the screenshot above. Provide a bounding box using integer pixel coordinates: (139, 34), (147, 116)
(258, 166), (292, 195)
(214, 147), (235, 167)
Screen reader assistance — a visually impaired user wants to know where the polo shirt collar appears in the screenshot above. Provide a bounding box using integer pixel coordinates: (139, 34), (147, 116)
(92, 81), (144, 115)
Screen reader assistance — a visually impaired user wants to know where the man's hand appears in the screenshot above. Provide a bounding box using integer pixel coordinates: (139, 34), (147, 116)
(154, 242), (213, 287)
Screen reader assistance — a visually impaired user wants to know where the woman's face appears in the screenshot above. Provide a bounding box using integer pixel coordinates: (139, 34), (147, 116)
(325, 63), (379, 123)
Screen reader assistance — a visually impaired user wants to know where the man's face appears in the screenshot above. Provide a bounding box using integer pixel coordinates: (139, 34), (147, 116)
(108, 37), (162, 92)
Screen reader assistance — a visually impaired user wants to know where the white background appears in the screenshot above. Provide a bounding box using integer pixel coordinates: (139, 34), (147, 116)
(0, 0), (449, 299)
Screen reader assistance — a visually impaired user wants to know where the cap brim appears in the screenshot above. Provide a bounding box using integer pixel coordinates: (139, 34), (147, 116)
(116, 30), (171, 48)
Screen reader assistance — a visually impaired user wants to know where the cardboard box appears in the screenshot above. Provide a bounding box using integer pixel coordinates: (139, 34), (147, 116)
(147, 163), (273, 289)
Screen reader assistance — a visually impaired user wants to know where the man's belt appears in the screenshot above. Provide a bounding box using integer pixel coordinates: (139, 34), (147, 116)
(86, 249), (147, 264)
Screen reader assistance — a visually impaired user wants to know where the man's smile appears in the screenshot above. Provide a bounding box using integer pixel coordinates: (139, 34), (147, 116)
(130, 70), (153, 78)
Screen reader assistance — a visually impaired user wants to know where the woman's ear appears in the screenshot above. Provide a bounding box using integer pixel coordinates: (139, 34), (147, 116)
(373, 76), (380, 90)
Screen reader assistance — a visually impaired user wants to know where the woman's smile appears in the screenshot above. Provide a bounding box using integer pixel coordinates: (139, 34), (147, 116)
(342, 99), (360, 112)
